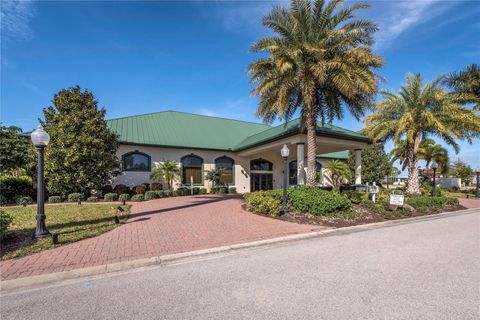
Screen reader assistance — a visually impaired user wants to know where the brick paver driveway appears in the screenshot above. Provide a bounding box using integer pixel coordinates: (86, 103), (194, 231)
(0, 195), (319, 281)
(459, 198), (480, 208)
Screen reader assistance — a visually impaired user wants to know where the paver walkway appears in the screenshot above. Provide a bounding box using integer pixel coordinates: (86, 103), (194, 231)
(458, 197), (480, 209)
(0, 195), (320, 281)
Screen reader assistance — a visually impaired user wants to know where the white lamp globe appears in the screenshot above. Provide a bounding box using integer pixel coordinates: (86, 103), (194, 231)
(31, 125), (50, 147)
(430, 161), (438, 170)
(281, 144), (290, 158)
(475, 166), (480, 174)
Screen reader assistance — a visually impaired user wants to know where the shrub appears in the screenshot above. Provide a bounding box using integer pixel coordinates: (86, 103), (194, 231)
(0, 209), (13, 240)
(162, 190), (173, 197)
(0, 175), (34, 204)
(288, 186), (352, 217)
(133, 184), (147, 195)
(151, 182), (163, 191)
(244, 192), (282, 217)
(407, 196), (459, 212)
(113, 184), (130, 195)
(48, 196), (63, 203)
(87, 196), (99, 202)
(153, 190), (164, 198)
(67, 193), (85, 202)
(343, 191), (368, 204)
(212, 186), (228, 194)
(16, 196), (33, 206)
(104, 193), (119, 201)
(101, 185), (113, 195)
(144, 190), (159, 200)
(119, 193), (130, 202)
(177, 187), (190, 196)
(228, 187), (237, 194)
(131, 194), (144, 201)
(199, 188), (207, 195)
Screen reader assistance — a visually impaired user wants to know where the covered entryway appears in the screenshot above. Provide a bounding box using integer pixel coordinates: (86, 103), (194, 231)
(250, 159), (274, 191)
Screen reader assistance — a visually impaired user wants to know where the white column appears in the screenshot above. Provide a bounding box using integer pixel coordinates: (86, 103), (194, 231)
(354, 149), (362, 184)
(296, 143), (305, 185)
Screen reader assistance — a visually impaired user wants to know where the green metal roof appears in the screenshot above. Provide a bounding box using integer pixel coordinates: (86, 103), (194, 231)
(317, 151), (349, 160)
(107, 111), (369, 151)
(233, 118), (369, 150)
(107, 111), (270, 151)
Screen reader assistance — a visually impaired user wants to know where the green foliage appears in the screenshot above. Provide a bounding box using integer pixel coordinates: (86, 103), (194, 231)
(133, 184), (147, 195)
(131, 194), (144, 202)
(244, 192), (282, 217)
(211, 186), (228, 194)
(343, 191), (368, 204)
(407, 196), (459, 212)
(150, 160), (180, 191)
(87, 196), (98, 202)
(144, 190), (159, 200)
(113, 184), (130, 195)
(444, 63), (480, 110)
(0, 175), (34, 204)
(205, 168), (224, 188)
(0, 209), (13, 240)
(364, 73), (480, 195)
(67, 193), (85, 202)
(42, 86), (120, 196)
(0, 126), (31, 175)
(101, 185), (113, 195)
(449, 159), (474, 184)
(390, 139), (449, 174)
(176, 187), (190, 196)
(229, 187), (237, 194)
(118, 193), (131, 202)
(288, 187), (352, 217)
(48, 196), (63, 203)
(104, 193), (118, 201)
(248, 0), (382, 185)
(16, 196), (33, 206)
(348, 143), (392, 184)
(325, 160), (352, 188)
(151, 182), (163, 191)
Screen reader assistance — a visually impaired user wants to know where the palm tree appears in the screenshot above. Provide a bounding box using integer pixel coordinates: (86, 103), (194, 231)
(390, 139), (449, 174)
(444, 64), (480, 110)
(205, 168), (224, 189)
(325, 160), (351, 188)
(364, 73), (480, 195)
(248, 0), (382, 186)
(150, 160), (181, 191)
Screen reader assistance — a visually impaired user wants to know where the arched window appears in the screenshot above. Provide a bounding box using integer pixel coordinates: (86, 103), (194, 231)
(250, 159), (273, 171)
(181, 154), (203, 185)
(122, 151), (151, 172)
(289, 160), (322, 185)
(215, 156), (234, 184)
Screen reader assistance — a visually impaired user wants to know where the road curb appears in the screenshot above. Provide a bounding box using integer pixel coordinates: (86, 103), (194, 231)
(1, 207), (478, 291)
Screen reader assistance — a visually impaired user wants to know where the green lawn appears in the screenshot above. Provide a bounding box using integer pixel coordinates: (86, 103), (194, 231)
(1, 204), (129, 260)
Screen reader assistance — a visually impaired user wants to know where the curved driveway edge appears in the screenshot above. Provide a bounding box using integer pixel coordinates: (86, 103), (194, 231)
(0, 195), (319, 282)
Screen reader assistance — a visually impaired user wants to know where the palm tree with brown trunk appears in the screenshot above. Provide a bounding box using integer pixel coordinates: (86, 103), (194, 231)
(364, 73), (480, 195)
(248, 0), (382, 185)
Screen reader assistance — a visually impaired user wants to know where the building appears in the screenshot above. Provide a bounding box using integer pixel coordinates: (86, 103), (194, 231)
(107, 111), (369, 193)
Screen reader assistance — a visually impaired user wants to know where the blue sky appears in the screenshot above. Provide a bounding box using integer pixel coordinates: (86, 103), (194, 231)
(1, 0), (479, 168)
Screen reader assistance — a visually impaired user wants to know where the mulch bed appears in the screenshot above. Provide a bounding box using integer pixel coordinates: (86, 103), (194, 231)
(245, 204), (467, 228)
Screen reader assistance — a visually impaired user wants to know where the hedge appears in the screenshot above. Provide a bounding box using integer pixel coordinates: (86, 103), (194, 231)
(48, 196), (63, 203)
(0, 209), (13, 240)
(119, 194), (131, 202)
(67, 193), (85, 202)
(144, 190), (159, 200)
(16, 196), (34, 206)
(0, 175), (35, 204)
(87, 196), (99, 202)
(131, 194), (144, 202)
(104, 193), (119, 201)
(407, 196), (459, 212)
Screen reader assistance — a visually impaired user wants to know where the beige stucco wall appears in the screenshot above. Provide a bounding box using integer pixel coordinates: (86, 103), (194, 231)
(113, 143), (352, 193)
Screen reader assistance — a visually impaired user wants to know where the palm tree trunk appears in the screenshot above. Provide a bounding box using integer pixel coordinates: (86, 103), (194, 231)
(406, 136), (421, 195)
(306, 111), (317, 186)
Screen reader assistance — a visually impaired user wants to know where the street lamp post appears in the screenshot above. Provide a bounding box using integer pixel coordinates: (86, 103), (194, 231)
(431, 161), (438, 197)
(475, 166), (480, 198)
(280, 144), (290, 215)
(31, 126), (51, 238)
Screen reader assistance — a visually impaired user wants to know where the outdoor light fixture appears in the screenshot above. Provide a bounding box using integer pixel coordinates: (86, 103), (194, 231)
(31, 125), (51, 238)
(475, 166), (480, 198)
(280, 144), (290, 215)
(431, 161), (438, 197)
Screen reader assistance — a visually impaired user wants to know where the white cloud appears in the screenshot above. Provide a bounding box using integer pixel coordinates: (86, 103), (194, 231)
(1, 1), (35, 43)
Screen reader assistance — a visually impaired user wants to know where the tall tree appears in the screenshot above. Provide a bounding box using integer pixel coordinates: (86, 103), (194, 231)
(348, 143), (392, 184)
(248, 0), (382, 186)
(449, 159), (474, 185)
(150, 160), (181, 191)
(0, 126), (30, 175)
(42, 86), (120, 196)
(325, 160), (351, 188)
(444, 64), (480, 110)
(364, 74), (480, 195)
(390, 139), (449, 174)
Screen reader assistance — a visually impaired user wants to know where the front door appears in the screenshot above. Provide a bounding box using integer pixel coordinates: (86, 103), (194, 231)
(251, 173), (273, 191)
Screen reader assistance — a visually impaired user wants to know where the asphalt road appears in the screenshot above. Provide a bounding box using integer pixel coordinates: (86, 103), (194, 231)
(1, 210), (479, 320)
